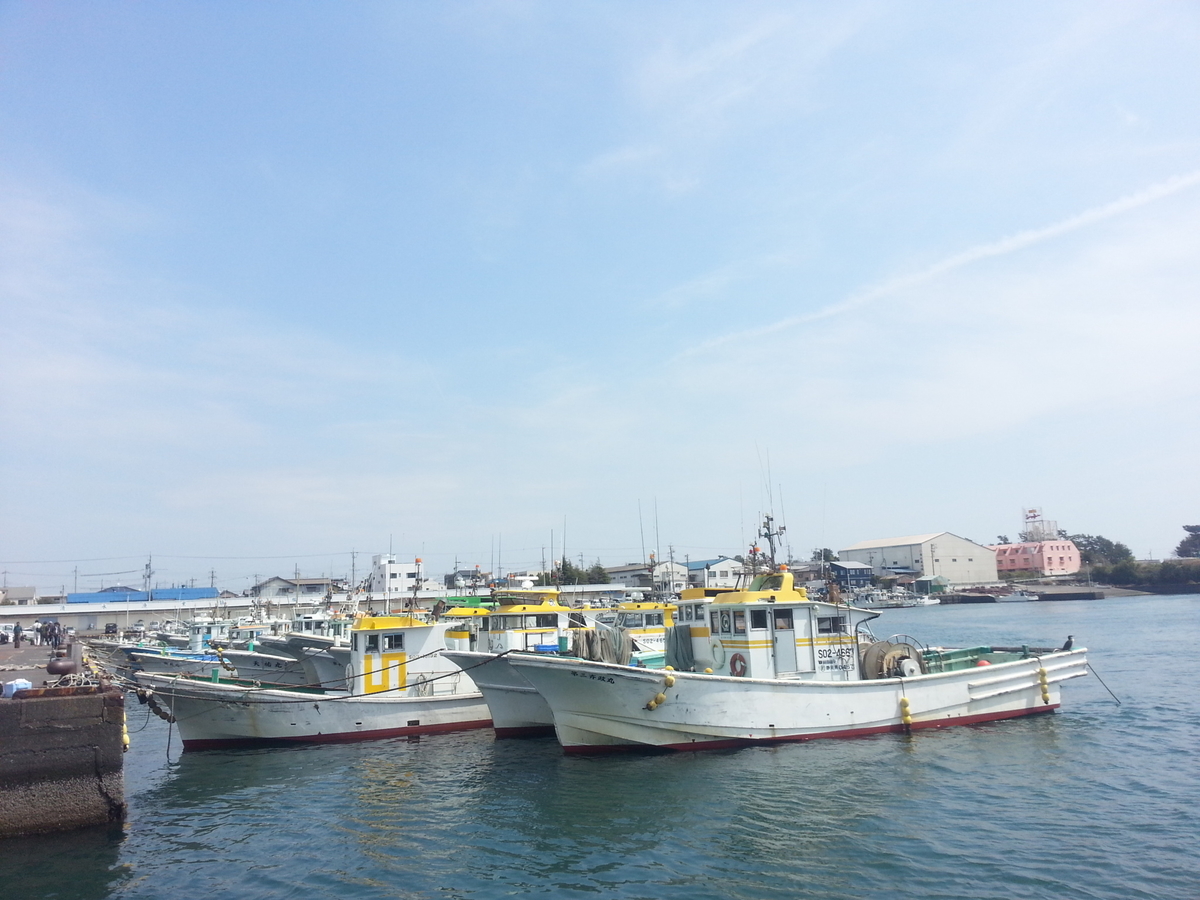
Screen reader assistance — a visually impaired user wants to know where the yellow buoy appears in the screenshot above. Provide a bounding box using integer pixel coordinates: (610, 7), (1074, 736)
(664, 675), (676, 687)
(654, 692), (667, 705)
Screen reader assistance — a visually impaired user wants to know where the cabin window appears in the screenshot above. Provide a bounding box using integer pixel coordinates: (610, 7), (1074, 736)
(750, 609), (768, 629)
(365, 634), (380, 652)
(534, 614), (557, 628)
(817, 616), (847, 635)
(733, 611), (747, 634)
(385, 634), (404, 651)
(719, 612), (732, 634)
(351, 634), (359, 651)
(711, 612), (721, 633)
(682, 605), (693, 621)
(760, 575), (784, 591)
(480, 617), (490, 631)
(618, 613), (644, 628)
(773, 610), (794, 630)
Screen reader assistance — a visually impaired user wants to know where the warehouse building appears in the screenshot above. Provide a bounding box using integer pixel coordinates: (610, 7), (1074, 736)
(837, 532), (998, 586)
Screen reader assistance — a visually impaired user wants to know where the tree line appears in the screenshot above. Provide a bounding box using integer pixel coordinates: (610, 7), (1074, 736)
(1069, 525), (1199, 586)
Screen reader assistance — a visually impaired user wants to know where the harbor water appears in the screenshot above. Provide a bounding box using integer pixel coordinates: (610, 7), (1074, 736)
(4, 594), (1198, 900)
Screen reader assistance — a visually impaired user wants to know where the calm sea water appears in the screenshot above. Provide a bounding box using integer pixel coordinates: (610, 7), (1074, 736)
(4, 595), (1198, 900)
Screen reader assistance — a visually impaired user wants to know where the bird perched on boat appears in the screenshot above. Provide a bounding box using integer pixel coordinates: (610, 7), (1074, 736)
(1059, 635), (1074, 651)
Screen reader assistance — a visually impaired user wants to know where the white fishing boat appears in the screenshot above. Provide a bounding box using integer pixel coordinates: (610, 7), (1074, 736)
(134, 615), (490, 750)
(441, 588), (594, 737)
(441, 587), (688, 736)
(850, 587), (923, 609)
(997, 589), (1040, 602)
(505, 568), (1088, 753)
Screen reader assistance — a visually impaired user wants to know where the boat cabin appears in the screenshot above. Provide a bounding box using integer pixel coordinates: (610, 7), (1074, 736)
(614, 600), (677, 653)
(698, 570), (878, 681)
(479, 599), (588, 653)
(292, 610), (353, 641)
(187, 619), (232, 652)
(349, 616), (466, 697)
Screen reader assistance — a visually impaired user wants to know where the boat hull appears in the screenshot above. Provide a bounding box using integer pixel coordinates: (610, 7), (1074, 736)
(135, 674), (492, 750)
(506, 649), (1088, 753)
(441, 650), (556, 737)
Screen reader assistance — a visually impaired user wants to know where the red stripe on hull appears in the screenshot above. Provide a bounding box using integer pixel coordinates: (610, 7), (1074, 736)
(561, 704), (1060, 755)
(180, 718), (494, 751)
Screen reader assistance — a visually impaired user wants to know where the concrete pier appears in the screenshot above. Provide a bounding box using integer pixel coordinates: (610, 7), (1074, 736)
(0, 642), (127, 838)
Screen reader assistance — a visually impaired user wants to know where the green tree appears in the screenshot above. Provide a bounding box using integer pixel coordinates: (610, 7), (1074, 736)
(1069, 534), (1134, 567)
(996, 535), (1011, 545)
(558, 560), (586, 585)
(1107, 560), (1140, 585)
(810, 548), (838, 562)
(585, 562), (610, 584)
(1175, 525), (1200, 558)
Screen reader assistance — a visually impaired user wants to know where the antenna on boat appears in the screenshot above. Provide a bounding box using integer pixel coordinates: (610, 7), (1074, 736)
(758, 514), (785, 571)
(638, 500), (646, 568)
(778, 483), (792, 564)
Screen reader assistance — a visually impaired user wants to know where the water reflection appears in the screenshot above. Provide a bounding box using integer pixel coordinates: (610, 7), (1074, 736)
(0, 822), (129, 900)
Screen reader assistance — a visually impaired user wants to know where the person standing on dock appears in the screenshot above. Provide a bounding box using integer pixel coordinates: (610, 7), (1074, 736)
(12, 623), (23, 649)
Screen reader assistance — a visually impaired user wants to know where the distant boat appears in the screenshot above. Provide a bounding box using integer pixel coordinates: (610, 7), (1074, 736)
(997, 589), (1039, 602)
(849, 588), (923, 609)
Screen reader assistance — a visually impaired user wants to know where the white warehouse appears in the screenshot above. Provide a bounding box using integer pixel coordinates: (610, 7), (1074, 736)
(838, 532), (998, 586)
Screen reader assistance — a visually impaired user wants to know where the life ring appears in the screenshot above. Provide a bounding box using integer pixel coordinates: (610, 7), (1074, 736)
(709, 639), (726, 667)
(729, 652), (748, 677)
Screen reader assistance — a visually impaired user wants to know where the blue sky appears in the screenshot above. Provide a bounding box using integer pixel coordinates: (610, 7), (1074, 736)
(2, 2), (1198, 592)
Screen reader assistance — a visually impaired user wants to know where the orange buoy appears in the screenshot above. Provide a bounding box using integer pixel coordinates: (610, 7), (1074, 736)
(976, 659), (991, 666)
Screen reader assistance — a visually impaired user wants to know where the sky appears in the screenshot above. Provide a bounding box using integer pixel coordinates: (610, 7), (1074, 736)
(2, 2), (1198, 594)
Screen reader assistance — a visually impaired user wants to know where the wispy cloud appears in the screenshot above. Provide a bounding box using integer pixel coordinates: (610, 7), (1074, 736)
(581, 7), (873, 183)
(685, 169), (1200, 355)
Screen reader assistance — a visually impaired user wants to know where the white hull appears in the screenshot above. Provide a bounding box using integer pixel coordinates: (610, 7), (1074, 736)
(506, 649), (1088, 752)
(442, 650), (556, 736)
(125, 651), (225, 677)
(136, 673), (492, 750)
(996, 591), (1039, 602)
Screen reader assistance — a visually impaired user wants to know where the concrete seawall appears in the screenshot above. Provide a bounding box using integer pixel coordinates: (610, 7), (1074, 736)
(1, 644), (127, 837)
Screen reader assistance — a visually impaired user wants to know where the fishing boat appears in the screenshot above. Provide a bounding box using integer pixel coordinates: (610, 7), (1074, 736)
(849, 587), (924, 609)
(441, 584), (689, 736)
(997, 589), (1040, 602)
(440, 588), (593, 737)
(505, 568), (1088, 753)
(134, 614), (490, 750)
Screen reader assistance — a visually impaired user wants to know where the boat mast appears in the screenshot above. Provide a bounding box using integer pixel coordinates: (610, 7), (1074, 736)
(758, 514), (785, 571)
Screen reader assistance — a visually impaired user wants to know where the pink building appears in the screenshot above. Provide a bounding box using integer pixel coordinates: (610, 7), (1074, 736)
(988, 540), (1080, 576)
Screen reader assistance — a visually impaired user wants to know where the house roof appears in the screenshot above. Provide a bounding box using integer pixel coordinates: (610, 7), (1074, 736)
(830, 560), (873, 570)
(685, 557), (738, 570)
(840, 533), (946, 551)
